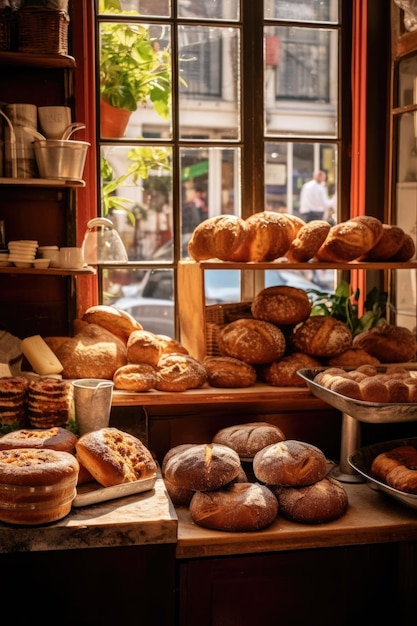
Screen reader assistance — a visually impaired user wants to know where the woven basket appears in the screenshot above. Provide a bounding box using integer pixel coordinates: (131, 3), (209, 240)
(0, 10), (15, 51)
(17, 7), (69, 55)
(205, 302), (253, 356)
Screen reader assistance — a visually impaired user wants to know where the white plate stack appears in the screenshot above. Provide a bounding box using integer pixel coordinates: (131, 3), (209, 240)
(8, 240), (38, 267)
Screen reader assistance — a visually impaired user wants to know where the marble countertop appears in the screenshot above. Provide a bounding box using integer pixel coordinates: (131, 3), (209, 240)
(0, 475), (178, 554)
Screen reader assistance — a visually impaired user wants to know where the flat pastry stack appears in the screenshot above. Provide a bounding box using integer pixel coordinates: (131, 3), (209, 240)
(27, 377), (73, 428)
(0, 376), (28, 429)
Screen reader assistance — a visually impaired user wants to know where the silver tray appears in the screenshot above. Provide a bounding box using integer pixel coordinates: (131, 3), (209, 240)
(348, 438), (417, 509)
(72, 474), (157, 507)
(297, 367), (417, 423)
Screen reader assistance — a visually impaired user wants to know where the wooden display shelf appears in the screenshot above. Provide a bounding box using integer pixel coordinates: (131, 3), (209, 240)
(0, 51), (76, 69)
(0, 265), (96, 276)
(0, 177), (85, 187)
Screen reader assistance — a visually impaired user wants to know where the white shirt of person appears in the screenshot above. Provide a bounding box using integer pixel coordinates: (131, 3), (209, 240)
(299, 171), (333, 219)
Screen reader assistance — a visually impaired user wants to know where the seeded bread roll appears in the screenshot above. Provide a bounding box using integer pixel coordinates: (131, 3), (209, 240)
(251, 285), (311, 326)
(75, 427), (157, 487)
(163, 443), (241, 491)
(315, 215), (384, 262)
(253, 439), (328, 486)
(187, 214), (249, 262)
(285, 220), (331, 262)
(155, 353), (207, 392)
(0, 427), (77, 452)
(127, 329), (162, 366)
(275, 477), (348, 523)
(263, 353), (322, 387)
(203, 356), (257, 388)
(113, 363), (157, 392)
(189, 482), (278, 532)
(81, 304), (143, 343)
(292, 316), (352, 358)
(212, 422), (286, 458)
(352, 324), (417, 363)
(218, 318), (286, 365)
(243, 211), (294, 262)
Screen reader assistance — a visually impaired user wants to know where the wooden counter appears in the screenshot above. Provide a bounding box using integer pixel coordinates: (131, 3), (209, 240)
(176, 482), (417, 559)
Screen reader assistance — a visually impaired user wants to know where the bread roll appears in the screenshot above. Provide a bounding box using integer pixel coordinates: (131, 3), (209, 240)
(212, 422), (286, 458)
(315, 216), (384, 262)
(155, 354), (207, 392)
(113, 363), (157, 392)
(187, 215), (249, 262)
(253, 439), (328, 486)
(352, 324), (417, 363)
(81, 305), (143, 343)
(360, 224), (405, 261)
(203, 356), (257, 388)
(251, 285), (311, 326)
(390, 233), (415, 261)
(285, 220), (331, 262)
(0, 427), (77, 452)
(327, 348), (380, 367)
(189, 482), (278, 532)
(371, 445), (417, 493)
(263, 353), (322, 387)
(163, 443), (241, 491)
(156, 335), (189, 355)
(243, 211), (294, 261)
(218, 318), (286, 365)
(292, 316), (352, 358)
(75, 427), (157, 487)
(275, 477), (348, 523)
(127, 330), (162, 366)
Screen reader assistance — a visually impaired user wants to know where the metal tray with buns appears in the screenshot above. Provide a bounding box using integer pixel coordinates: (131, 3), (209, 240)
(297, 367), (417, 423)
(73, 474), (157, 507)
(348, 438), (417, 509)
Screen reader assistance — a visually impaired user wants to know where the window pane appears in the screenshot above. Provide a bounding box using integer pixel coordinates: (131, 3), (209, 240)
(264, 0), (338, 23)
(178, 0), (239, 21)
(180, 147), (241, 237)
(179, 26), (240, 140)
(100, 144), (173, 261)
(264, 26), (338, 137)
(98, 0), (171, 17)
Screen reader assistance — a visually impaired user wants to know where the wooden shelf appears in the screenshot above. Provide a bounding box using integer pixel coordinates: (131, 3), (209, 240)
(0, 51), (76, 69)
(0, 265), (96, 276)
(0, 177), (85, 188)
(183, 259), (417, 271)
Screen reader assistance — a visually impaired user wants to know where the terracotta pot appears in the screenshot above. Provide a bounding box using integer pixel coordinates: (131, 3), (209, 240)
(100, 98), (132, 138)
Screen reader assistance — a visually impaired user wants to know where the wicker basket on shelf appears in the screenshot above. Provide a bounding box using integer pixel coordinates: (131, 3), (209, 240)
(205, 302), (253, 356)
(0, 10), (16, 52)
(17, 7), (69, 55)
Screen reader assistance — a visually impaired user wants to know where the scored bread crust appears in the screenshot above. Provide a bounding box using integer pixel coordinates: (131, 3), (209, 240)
(188, 215), (249, 262)
(243, 211), (293, 262)
(253, 439), (328, 486)
(203, 356), (257, 388)
(189, 482), (278, 531)
(285, 219), (331, 262)
(251, 285), (312, 326)
(155, 354), (208, 392)
(75, 427), (157, 487)
(359, 224), (405, 261)
(292, 316), (352, 358)
(218, 318), (286, 365)
(263, 352), (322, 387)
(212, 422), (286, 458)
(113, 363), (157, 391)
(0, 427), (77, 452)
(315, 216), (383, 262)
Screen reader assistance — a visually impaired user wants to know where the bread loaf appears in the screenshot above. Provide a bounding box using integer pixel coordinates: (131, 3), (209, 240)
(371, 445), (417, 494)
(352, 324), (416, 363)
(218, 318), (286, 364)
(155, 354), (207, 392)
(189, 482), (278, 531)
(81, 305), (143, 343)
(360, 224), (405, 261)
(127, 329), (162, 366)
(262, 353), (322, 387)
(243, 211), (294, 261)
(315, 216), (384, 262)
(285, 220), (331, 262)
(113, 363), (157, 391)
(390, 233), (415, 261)
(187, 215), (249, 261)
(203, 356), (257, 388)
(292, 316), (352, 358)
(275, 477), (348, 523)
(212, 421), (286, 458)
(251, 285), (311, 326)
(253, 439), (328, 486)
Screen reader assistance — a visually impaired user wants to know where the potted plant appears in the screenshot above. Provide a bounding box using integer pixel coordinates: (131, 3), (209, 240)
(99, 0), (172, 137)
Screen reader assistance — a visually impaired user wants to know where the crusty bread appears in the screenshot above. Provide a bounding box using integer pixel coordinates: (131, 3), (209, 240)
(242, 211), (294, 261)
(315, 215), (384, 262)
(189, 482), (278, 531)
(0, 427), (77, 452)
(285, 220), (331, 262)
(155, 354), (207, 392)
(156, 335), (189, 355)
(360, 224), (405, 261)
(253, 439), (328, 486)
(262, 352), (322, 387)
(371, 445), (417, 494)
(390, 233), (415, 261)
(163, 442), (241, 491)
(275, 477), (348, 523)
(113, 363), (157, 392)
(188, 215), (249, 262)
(203, 356), (257, 388)
(251, 285), (311, 326)
(352, 324), (416, 363)
(212, 422), (286, 458)
(75, 427), (157, 487)
(292, 316), (352, 358)
(54, 323), (127, 379)
(127, 329), (162, 366)
(327, 347), (380, 367)
(82, 305), (143, 343)
(218, 318), (286, 365)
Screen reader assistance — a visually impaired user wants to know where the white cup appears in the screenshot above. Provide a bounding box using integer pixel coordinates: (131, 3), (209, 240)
(72, 379), (114, 435)
(58, 246), (84, 269)
(38, 245), (60, 267)
(38, 106), (72, 140)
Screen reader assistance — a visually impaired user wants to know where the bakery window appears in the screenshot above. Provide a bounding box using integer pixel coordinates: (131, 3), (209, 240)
(74, 0), (388, 338)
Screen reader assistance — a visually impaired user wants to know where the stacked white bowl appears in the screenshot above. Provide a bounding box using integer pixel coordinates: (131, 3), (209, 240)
(8, 240), (38, 267)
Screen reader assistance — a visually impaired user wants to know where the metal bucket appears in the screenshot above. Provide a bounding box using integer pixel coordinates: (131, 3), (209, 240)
(33, 139), (90, 181)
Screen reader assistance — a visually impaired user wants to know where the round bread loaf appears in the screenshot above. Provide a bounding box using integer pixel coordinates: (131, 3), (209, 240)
(275, 477), (348, 523)
(315, 216), (384, 262)
(113, 363), (157, 392)
(253, 439), (328, 486)
(164, 476), (195, 506)
(0, 427), (77, 452)
(292, 316), (352, 358)
(360, 224), (405, 261)
(352, 324), (417, 363)
(127, 330), (162, 366)
(218, 318), (286, 365)
(0, 448), (79, 525)
(156, 335), (189, 355)
(243, 211), (294, 261)
(212, 421), (286, 458)
(163, 443), (241, 491)
(155, 354), (207, 392)
(371, 445), (417, 494)
(251, 285), (311, 326)
(285, 220), (331, 262)
(203, 356), (257, 388)
(189, 482), (278, 531)
(75, 427), (157, 487)
(81, 305), (143, 343)
(187, 215), (249, 262)
(263, 353), (321, 387)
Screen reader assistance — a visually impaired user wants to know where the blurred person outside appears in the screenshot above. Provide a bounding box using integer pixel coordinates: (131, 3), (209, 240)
(299, 170), (335, 223)
(182, 185), (208, 233)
